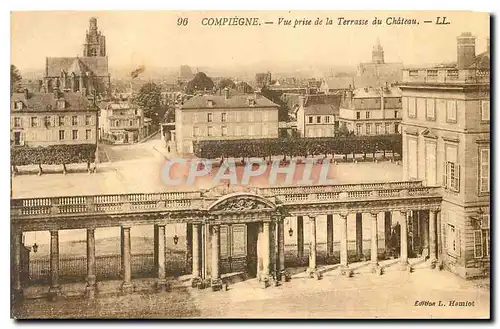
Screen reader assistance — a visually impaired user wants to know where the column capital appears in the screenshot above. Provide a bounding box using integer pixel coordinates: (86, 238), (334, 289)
(308, 215), (317, 221)
(338, 212), (349, 219)
(399, 210), (408, 216)
(211, 225), (219, 234)
(430, 207), (441, 213)
(370, 212), (379, 218)
(50, 230), (59, 236)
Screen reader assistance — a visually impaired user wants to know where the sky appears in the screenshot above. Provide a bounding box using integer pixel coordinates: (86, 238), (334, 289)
(11, 11), (490, 74)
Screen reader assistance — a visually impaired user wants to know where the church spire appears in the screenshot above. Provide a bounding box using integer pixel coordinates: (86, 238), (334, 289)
(372, 37), (385, 64)
(83, 17), (106, 57)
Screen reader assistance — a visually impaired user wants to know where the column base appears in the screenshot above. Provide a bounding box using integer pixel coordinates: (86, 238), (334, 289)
(281, 269), (291, 282)
(399, 261), (412, 272)
(211, 278), (223, 291)
(47, 286), (61, 301)
(428, 258), (437, 269)
(121, 281), (134, 294)
(85, 284), (97, 299)
(340, 265), (353, 277)
(260, 275), (271, 289)
(156, 279), (168, 292)
(371, 264), (383, 275)
(191, 277), (202, 288)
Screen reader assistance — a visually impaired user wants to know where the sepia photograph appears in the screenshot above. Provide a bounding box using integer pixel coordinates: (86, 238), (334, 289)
(9, 10), (490, 319)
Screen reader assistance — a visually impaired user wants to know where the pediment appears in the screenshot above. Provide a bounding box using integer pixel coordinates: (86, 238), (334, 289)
(208, 193), (275, 212)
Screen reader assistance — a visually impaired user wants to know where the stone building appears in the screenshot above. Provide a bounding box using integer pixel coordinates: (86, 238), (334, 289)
(10, 89), (99, 147)
(357, 38), (403, 87)
(43, 17), (111, 97)
(175, 89), (279, 154)
(399, 32), (490, 278)
(99, 100), (146, 144)
(339, 85), (402, 135)
(296, 94), (341, 137)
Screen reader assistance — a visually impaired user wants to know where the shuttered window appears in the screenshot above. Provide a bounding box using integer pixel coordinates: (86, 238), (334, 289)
(479, 148), (490, 193)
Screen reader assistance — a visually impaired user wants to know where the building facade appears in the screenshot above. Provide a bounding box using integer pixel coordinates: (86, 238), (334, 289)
(10, 89), (98, 147)
(399, 32), (490, 279)
(99, 100), (146, 144)
(296, 94), (340, 137)
(43, 17), (111, 97)
(175, 89), (279, 154)
(339, 85), (402, 136)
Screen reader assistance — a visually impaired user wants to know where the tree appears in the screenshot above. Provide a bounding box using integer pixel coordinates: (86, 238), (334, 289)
(337, 122), (351, 137)
(133, 82), (162, 122)
(235, 81), (254, 94)
(11, 65), (22, 95)
(186, 72), (214, 94)
(217, 78), (236, 90)
(260, 86), (291, 122)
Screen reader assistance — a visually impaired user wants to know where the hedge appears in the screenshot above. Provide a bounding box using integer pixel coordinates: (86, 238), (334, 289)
(193, 134), (402, 159)
(11, 144), (97, 166)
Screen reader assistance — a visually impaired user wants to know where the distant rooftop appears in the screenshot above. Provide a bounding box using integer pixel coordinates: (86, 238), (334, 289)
(181, 93), (278, 109)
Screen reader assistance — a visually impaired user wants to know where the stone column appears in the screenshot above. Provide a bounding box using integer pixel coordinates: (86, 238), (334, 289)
(277, 219), (287, 281)
(307, 215), (319, 278)
(12, 229), (23, 303)
(186, 224), (193, 274)
(326, 214), (334, 260)
(399, 211), (410, 271)
(121, 226), (133, 293)
(153, 224), (159, 275)
(384, 211), (392, 254)
(339, 213), (349, 270)
(261, 222), (271, 281)
(191, 224), (202, 287)
(429, 210), (438, 268)
(211, 225), (222, 291)
(355, 213), (364, 261)
(370, 213), (381, 274)
(421, 211), (429, 259)
(156, 225), (167, 291)
(86, 228), (97, 298)
(48, 230), (61, 300)
(297, 216), (304, 261)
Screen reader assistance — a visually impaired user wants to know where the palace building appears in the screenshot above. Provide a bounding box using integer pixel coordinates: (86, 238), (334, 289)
(399, 32), (490, 278)
(42, 17), (111, 97)
(175, 89), (279, 154)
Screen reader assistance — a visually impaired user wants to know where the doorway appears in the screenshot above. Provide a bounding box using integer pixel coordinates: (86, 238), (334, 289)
(246, 223), (259, 278)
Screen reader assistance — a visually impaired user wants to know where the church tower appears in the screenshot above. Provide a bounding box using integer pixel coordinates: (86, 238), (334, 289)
(83, 17), (106, 57)
(372, 38), (385, 64)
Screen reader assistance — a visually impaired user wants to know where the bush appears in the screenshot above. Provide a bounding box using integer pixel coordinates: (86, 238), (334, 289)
(11, 144), (97, 166)
(193, 135), (402, 159)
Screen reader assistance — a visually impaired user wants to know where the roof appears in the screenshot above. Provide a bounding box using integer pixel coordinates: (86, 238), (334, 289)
(353, 86), (402, 99)
(353, 74), (401, 89)
(305, 104), (338, 115)
(181, 94), (279, 109)
(11, 91), (97, 113)
(303, 94), (341, 115)
(321, 77), (354, 90)
(468, 51), (490, 69)
(46, 56), (109, 77)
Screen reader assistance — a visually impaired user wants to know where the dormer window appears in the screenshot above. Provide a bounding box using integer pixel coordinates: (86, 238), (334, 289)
(207, 99), (214, 107)
(57, 99), (66, 109)
(14, 101), (23, 110)
(248, 99), (256, 106)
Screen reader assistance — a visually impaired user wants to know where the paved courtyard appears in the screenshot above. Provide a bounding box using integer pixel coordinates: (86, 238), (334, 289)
(13, 263), (490, 319)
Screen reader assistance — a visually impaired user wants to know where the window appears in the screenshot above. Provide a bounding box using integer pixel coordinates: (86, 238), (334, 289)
(13, 132), (21, 146)
(426, 99), (435, 120)
(395, 123), (399, 133)
(59, 116), (65, 126)
(30, 117), (38, 128)
(473, 214), (490, 258)
(129, 120), (133, 127)
(308, 116), (313, 124)
(356, 112), (361, 120)
(481, 100), (490, 121)
(193, 126), (200, 137)
(325, 116), (330, 123)
(72, 116), (78, 126)
(366, 124), (372, 135)
(14, 117), (21, 128)
(365, 111), (370, 119)
(44, 116), (51, 128)
(356, 124), (362, 135)
(59, 130), (65, 140)
(221, 126), (228, 136)
(14, 101), (23, 110)
(385, 123), (392, 134)
(221, 112), (227, 123)
(85, 115), (92, 125)
(57, 100), (65, 109)
(479, 148), (490, 193)
(375, 124), (382, 135)
(444, 161), (460, 192)
(446, 224), (459, 256)
(394, 111), (398, 119)
(207, 113), (213, 123)
(446, 100), (457, 123)
(193, 113), (199, 123)
(316, 116), (321, 123)
(408, 137), (418, 179)
(85, 129), (92, 140)
(207, 126), (213, 136)
(408, 97), (416, 118)
(72, 130), (78, 140)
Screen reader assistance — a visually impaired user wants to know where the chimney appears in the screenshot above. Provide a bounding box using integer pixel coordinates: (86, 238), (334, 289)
(457, 32), (476, 69)
(224, 87), (230, 100)
(23, 88), (29, 99)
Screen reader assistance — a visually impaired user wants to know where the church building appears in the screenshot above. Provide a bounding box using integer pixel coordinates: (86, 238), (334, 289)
(43, 17), (111, 97)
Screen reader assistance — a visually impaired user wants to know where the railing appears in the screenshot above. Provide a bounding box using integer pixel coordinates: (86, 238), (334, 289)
(11, 181), (441, 220)
(402, 68), (490, 85)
